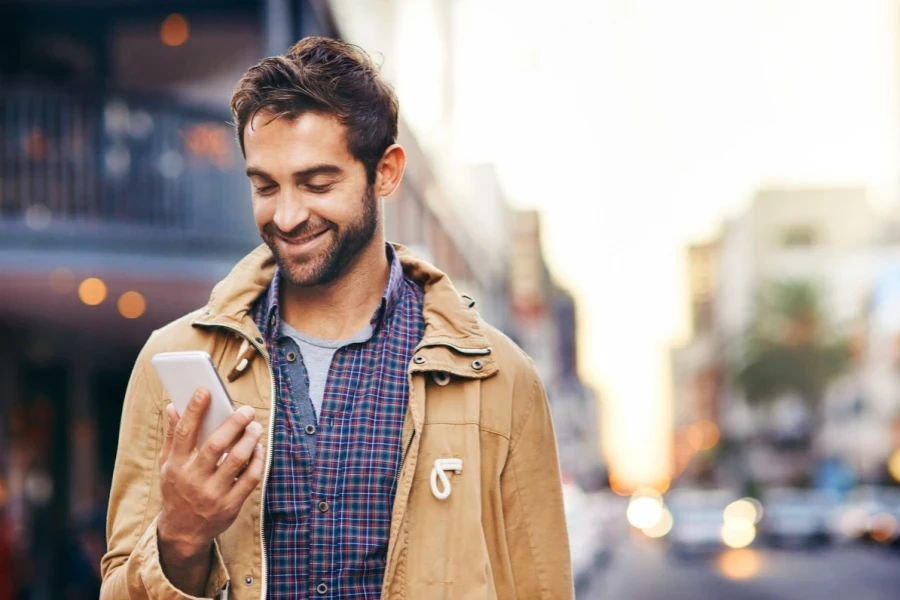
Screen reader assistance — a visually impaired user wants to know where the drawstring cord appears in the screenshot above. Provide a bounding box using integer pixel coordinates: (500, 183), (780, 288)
(430, 458), (463, 500)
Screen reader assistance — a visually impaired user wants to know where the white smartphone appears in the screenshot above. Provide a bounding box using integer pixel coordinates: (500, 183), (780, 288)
(151, 351), (235, 447)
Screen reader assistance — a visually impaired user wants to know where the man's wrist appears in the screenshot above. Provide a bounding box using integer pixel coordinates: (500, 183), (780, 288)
(157, 524), (211, 564)
(157, 524), (214, 597)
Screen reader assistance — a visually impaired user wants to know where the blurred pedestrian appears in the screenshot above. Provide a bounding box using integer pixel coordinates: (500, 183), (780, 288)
(101, 37), (572, 600)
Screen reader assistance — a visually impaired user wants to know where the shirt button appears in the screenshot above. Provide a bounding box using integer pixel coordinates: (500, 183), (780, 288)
(316, 582), (328, 595)
(286, 351), (298, 363)
(305, 424), (317, 435)
(244, 576), (254, 586)
(318, 501), (329, 513)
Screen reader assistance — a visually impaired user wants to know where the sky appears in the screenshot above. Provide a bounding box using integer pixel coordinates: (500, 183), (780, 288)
(394, 0), (900, 486)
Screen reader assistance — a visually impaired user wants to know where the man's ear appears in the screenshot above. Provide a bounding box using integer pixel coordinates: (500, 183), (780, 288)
(374, 145), (406, 198)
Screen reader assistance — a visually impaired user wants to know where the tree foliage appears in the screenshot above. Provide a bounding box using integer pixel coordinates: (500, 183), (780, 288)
(735, 280), (852, 406)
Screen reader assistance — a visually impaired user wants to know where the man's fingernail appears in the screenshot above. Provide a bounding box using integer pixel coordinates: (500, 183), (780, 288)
(248, 421), (263, 435)
(238, 405), (255, 419)
(193, 388), (207, 400)
(255, 443), (264, 454)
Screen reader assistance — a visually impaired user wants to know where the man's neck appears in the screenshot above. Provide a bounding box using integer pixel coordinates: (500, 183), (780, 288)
(279, 240), (390, 340)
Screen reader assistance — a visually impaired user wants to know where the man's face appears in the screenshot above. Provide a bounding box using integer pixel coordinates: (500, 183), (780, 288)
(243, 110), (379, 287)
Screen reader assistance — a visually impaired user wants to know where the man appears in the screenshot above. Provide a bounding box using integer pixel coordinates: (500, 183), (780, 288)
(101, 37), (572, 600)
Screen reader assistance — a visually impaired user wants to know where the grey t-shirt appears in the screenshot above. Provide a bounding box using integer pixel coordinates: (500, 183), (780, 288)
(279, 320), (373, 417)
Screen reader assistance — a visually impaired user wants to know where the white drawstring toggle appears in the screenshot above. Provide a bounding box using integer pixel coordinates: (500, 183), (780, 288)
(430, 458), (463, 500)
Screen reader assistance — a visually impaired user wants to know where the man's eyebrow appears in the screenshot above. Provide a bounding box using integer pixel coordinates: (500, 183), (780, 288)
(245, 167), (274, 179)
(245, 164), (345, 181)
(292, 164), (345, 180)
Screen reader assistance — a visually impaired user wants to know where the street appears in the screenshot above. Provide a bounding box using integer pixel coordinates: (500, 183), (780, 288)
(580, 538), (900, 600)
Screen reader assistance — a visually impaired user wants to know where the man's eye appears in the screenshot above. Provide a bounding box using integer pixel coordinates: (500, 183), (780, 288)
(254, 186), (277, 196)
(307, 184), (333, 194)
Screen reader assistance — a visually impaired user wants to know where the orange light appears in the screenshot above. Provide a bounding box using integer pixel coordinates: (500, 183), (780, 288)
(117, 291), (146, 319)
(78, 278), (107, 306)
(654, 476), (671, 495)
(888, 450), (900, 483)
(718, 549), (763, 580)
(161, 14), (190, 47)
(49, 268), (75, 294)
(609, 472), (633, 496)
(870, 513), (897, 543)
(687, 420), (720, 451)
(697, 420), (721, 450)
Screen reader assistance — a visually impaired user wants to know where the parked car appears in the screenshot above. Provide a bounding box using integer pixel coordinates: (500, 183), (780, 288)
(664, 489), (736, 559)
(835, 486), (900, 546)
(759, 488), (837, 549)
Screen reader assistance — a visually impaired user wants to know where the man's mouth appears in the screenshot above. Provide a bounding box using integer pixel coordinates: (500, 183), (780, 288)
(277, 228), (329, 246)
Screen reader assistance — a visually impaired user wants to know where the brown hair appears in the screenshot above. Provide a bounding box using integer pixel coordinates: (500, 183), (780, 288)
(230, 37), (399, 183)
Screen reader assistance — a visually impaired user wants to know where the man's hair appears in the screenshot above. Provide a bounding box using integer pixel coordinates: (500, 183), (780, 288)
(230, 37), (399, 183)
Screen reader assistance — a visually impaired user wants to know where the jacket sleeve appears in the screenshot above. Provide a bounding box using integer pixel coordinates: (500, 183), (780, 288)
(100, 339), (231, 600)
(501, 366), (575, 600)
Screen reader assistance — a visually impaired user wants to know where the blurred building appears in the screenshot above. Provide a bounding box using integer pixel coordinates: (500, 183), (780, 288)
(670, 239), (723, 483)
(510, 210), (604, 488)
(671, 186), (900, 489)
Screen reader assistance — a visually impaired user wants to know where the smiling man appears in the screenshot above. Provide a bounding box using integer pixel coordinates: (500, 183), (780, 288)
(101, 37), (573, 600)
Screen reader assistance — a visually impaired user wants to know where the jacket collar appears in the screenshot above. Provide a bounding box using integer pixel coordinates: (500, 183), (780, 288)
(194, 243), (496, 375)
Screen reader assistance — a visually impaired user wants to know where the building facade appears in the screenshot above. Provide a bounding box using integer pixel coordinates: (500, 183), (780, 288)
(671, 186), (900, 489)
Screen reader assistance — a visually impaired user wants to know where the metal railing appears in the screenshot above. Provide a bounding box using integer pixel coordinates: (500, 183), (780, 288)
(0, 84), (259, 253)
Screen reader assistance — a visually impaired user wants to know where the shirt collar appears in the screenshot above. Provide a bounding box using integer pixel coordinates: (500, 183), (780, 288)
(260, 243), (405, 338)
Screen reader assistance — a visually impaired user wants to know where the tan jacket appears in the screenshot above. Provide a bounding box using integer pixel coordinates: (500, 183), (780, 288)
(101, 244), (574, 600)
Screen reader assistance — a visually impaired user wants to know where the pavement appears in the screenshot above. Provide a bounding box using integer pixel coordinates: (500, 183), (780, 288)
(579, 537), (900, 600)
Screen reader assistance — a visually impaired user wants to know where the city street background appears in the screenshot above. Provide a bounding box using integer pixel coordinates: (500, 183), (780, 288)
(4, 0), (900, 598)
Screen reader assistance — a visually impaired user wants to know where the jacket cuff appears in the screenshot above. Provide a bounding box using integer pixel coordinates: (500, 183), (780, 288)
(135, 514), (231, 599)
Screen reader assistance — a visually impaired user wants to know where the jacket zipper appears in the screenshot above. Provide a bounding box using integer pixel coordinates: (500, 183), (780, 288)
(194, 320), (275, 600)
(393, 429), (416, 493)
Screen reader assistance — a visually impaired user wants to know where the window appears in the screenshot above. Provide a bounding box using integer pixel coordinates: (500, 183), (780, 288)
(782, 226), (817, 248)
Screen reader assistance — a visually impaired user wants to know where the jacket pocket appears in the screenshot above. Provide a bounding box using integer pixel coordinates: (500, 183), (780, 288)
(405, 421), (497, 598)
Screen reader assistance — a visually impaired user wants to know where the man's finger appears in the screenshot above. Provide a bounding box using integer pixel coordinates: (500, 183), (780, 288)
(158, 403), (179, 469)
(213, 421), (263, 484)
(227, 443), (265, 504)
(170, 388), (210, 461)
(193, 405), (257, 473)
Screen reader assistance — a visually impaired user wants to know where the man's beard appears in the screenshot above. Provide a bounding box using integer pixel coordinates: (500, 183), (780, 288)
(262, 186), (378, 288)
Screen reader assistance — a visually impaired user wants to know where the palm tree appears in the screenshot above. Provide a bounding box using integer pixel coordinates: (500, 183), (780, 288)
(735, 280), (852, 434)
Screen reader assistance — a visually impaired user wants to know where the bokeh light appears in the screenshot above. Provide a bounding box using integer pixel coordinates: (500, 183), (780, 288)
(642, 506), (673, 538)
(160, 14), (190, 47)
(718, 549), (763, 581)
(870, 513), (897, 543)
(627, 490), (664, 530)
(117, 291), (147, 319)
(687, 420), (721, 451)
(724, 498), (763, 525)
(78, 278), (107, 306)
(722, 519), (756, 549)
(888, 449), (900, 483)
(840, 508), (870, 539)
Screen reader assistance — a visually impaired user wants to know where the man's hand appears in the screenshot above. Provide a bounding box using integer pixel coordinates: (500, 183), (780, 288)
(156, 388), (265, 595)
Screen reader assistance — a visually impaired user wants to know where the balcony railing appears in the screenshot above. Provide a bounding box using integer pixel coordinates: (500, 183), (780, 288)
(0, 85), (259, 254)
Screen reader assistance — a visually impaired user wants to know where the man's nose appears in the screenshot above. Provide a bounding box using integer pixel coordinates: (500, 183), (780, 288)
(272, 190), (311, 233)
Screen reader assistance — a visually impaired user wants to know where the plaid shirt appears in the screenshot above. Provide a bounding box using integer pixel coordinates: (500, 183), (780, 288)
(251, 245), (425, 599)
